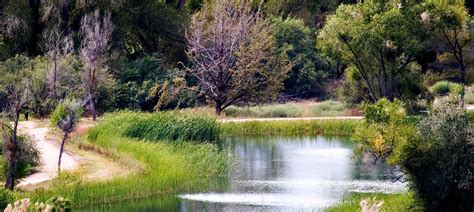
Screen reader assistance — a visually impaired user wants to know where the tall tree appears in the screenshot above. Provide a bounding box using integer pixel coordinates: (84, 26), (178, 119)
(423, 2), (472, 105)
(318, 1), (426, 102)
(79, 9), (113, 121)
(0, 55), (32, 190)
(43, 26), (74, 101)
(186, 0), (292, 115)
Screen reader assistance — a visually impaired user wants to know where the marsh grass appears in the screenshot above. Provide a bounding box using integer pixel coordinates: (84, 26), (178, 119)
(220, 119), (358, 136)
(325, 192), (419, 211)
(189, 100), (356, 118)
(24, 111), (227, 207)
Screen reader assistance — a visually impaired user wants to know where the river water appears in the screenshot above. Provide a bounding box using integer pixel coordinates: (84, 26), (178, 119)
(81, 136), (405, 211)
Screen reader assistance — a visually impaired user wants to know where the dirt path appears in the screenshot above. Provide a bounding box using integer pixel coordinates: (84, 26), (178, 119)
(220, 116), (363, 123)
(17, 121), (79, 186)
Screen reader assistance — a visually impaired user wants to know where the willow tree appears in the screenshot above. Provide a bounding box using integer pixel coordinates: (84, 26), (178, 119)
(318, 1), (425, 102)
(422, 2), (472, 106)
(79, 9), (113, 121)
(186, 0), (292, 115)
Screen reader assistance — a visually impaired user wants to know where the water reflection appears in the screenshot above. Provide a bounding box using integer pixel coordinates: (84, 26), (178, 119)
(79, 136), (405, 211)
(180, 136), (405, 211)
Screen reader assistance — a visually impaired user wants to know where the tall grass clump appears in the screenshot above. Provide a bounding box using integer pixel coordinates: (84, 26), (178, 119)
(325, 192), (416, 211)
(121, 111), (220, 143)
(26, 111), (227, 207)
(221, 120), (359, 136)
(430, 81), (463, 96)
(311, 100), (345, 116)
(224, 104), (304, 117)
(465, 92), (474, 104)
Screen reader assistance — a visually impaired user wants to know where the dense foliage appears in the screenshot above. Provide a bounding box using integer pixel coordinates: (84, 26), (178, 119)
(354, 99), (473, 211)
(0, 135), (39, 180)
(404, 104), (473, 211)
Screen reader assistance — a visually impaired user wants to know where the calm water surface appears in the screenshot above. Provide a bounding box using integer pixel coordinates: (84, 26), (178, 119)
(80, 136), (405, 211)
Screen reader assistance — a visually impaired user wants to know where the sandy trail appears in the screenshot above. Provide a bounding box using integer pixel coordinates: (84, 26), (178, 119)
(17, 121), (79, 186)
(220, 116), (363, 123)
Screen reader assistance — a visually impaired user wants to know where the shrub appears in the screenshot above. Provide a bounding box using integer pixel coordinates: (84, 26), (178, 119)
(0, 188), (14, 209)
(0, 135), (39, 180)
(430, 81), (463, 96)
(352, 99), (414, 164)
(402, 104), (473, 211)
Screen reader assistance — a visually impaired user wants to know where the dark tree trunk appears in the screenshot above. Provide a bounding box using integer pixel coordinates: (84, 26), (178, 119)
(5, 111), (19, 190)
(89, 91), (97, 121)
(58, 132), (68, 173)
(52, 57), (58, 101)
(28, 0), (42, 56)
(459, 64), (466, 107)
(215, 102), (222, 116)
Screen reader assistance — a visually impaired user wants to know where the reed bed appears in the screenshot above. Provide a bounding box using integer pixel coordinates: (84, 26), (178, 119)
(220, 119), (359, 136)
(25, 111), (227, 207)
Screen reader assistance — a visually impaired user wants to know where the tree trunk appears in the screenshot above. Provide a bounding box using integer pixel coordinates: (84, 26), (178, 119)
(87, 72), (97, 121)
(460, 64), (466, 107)
(5, 112), (19, 190)
(57, 132), (68, 173)
(28, 0), (42, 56)
(52, 57), (58, 101)
(215, 104), (222, 116)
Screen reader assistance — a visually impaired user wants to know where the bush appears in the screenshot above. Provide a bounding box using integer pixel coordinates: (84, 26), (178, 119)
(352, 99), (414, 164)
(402, 104), (473, 211)
(0, 188), (14, 209)
(430, 81), (463, 96)
(0, 135), (39, 180)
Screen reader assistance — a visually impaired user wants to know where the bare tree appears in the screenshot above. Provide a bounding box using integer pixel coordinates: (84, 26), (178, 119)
(43, 26), (74, 101)
(0, 55), (32, 190)
(186, 0), (292, 115)
(79, 9), (113, 121)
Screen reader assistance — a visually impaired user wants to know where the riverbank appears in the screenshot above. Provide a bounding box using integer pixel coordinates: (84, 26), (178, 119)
(325, 192), (417, 211)
(220, 119), (359, 136)
(20, 111), (227, 208)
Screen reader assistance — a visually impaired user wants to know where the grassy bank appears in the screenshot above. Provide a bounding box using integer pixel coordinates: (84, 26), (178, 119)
(23, 111), (227, 207)
(325, 192), (418, 211)
(221, 119), (359, 136)
(182, 101), (360, 118)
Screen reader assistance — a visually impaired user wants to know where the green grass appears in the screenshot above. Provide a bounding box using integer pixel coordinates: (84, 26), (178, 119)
(430, 81), (463, 96)
(465, 92), (474, 104)
(222, 101), (357, 118)
(220, 119), (359, 136)
(325, 192), (420, 212)
(22, 111), (227, 208)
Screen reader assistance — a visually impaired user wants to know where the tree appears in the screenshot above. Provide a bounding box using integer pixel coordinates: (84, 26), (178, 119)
(354, 99), (473, 211)
(272, 17), (331, 98)
(0, 55), (32, 190)
(50, 99), (83, 173)
(422, 2), (472, 106)
(42, 26), (74, 101)
(186, 0), (292, 115)
(79, 9), (113, 121)
(318, 2), (426, 103)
